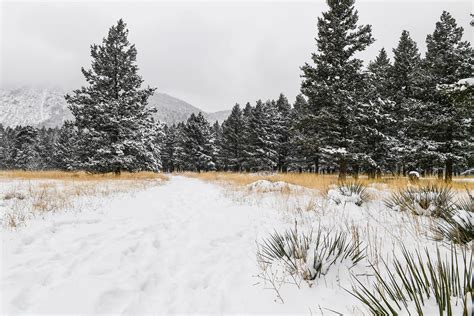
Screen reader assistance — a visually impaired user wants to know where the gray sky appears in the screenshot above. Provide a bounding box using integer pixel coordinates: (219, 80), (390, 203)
(1, 0), (472, 112)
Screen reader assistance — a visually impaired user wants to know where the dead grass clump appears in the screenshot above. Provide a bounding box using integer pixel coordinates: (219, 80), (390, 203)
(1, 174), (165, 228)
(3, 191), (26, 200)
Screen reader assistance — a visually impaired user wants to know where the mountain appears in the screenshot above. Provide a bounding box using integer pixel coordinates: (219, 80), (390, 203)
(0, 87), (231, 127)
(147, 93), (230, 124)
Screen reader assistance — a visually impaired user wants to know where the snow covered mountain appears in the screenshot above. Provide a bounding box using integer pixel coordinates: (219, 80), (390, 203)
(0, 87), (230, 127)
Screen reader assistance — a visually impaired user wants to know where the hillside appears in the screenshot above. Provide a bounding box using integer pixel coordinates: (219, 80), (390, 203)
(0, 87), (230, 127)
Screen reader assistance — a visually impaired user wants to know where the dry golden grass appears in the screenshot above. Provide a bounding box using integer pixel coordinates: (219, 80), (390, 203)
(184, 172), (474, 191)
(0, 170), (167, 182)
(1, 170), (167, 228)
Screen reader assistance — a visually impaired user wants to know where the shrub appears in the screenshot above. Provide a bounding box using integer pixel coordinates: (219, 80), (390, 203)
(351, 245), (473, 316)
(257, 227), (365, 281)
(433, 193), (474, 245)
(385, 184), (455, 218)
(327, 182), (370, 206)
(434, 213), (474, 245)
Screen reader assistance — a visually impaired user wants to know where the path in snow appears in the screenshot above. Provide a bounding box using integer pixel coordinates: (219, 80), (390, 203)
(1, 176), (285, 314)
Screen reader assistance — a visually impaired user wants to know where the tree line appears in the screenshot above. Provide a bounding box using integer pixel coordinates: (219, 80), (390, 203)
(0, 0), (472, 181)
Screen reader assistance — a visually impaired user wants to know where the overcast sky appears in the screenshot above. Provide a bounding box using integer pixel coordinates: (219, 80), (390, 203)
(1, 0), (472, 112)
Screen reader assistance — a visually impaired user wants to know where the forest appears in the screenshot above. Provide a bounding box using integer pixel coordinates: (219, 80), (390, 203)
(0, 1), (472, 182)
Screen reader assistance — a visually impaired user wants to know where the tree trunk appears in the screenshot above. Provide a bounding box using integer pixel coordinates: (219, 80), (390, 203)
(376, 167), (382, 179)
(352, 164), (359, 180)
(445, 159), (453, 182)
(368, 169), (375, 179)
(314, 157), (319, 175)
(338, 159), (347, 181)
(438, 168), (443, 180)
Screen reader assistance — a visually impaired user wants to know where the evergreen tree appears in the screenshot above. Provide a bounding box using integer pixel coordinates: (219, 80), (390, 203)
(391, 30), (421, 99)
(173, 122), (187, 172)
(0, 124), (7, 169)
(288, 94), (320, 172)
(54, 121), (78, 171)
(368, 48), (392, 98)
(245, 100), (278, 171)
(219, 104), (246, 171)
(65, 19), (160, 174)
(210, 121), (222, 170)
(275, 94), (292, 172)
(37, 127), (57, 169)
(301, 0), (374, 180)
(161, 124), (177, 172)
(182, 113), (215, 172)
(241, 102), (254, 171)
(364, 50), (398, 177)
(422, 11), (473, 181)
(390, 30), (427, 175)
(12, 126), (40, 170)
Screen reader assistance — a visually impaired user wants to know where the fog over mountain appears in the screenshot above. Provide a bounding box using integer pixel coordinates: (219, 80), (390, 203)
(0, 87), (230, 128)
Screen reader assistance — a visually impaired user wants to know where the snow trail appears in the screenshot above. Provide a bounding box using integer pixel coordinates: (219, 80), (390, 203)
(1, 176), (280, 314)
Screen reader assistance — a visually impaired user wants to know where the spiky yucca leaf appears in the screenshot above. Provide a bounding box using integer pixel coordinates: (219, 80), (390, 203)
(330, 182), (370, 206)
(434, 213), (474, 245)
(385, 184), (455, 218)
(258, 228), (365, 281)
(351, 245), (473, 316)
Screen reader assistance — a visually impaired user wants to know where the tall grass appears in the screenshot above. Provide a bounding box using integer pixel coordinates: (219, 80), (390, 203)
(0, 170), (167, 181)
(1, 171), (167, 228)
(185, 172), (474, 191)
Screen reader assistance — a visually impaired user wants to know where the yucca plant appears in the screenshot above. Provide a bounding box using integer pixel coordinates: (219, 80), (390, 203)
(385, 184), (455, 218)
(258, 228), (365, 281)
(434, 214), (474, 245)
(457, 191), (474, 214)
(431, 191), (474, 245)
(329, 182), (370, 206)
(351, 245), (473, 315)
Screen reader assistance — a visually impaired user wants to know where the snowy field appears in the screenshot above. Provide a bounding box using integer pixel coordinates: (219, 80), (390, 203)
(1, 175), (472, 315)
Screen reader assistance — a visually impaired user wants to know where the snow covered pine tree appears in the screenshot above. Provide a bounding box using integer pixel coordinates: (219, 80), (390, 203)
(421, 11), (473, 181)
(301, 0), (374, 180)
(65, 19), (160, 174)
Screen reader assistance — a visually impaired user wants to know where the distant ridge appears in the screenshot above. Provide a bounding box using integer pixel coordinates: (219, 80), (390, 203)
(0, 87), (231, 127)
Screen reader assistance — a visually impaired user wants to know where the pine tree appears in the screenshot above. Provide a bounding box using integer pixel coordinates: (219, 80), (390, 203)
(173, 122), (187, 172)
(391, 30), (421, 99)
(275, 94), (292, 172)
(390, 30), (428, 175)
(368, 48), (392, 98)
(245, 100), (278, 171)
(288, 94), (320, 172)
(363, 50), (398, 177)
(219, 104), (245, 171)
(37, 127), (57, 170)
(241, 102), (254, 171)
(301, 0), (374, 180)
(182, 113), (215, 172)
(1, 127), (15, 169)
(54, 121), (78, 171)
(210, 121), (222, 170)
(65, 19), (160, 174)
(161, 124), (177, 172)
(13, 126), (40, 170)
(422, 11), (473, 181)
(0, 124), (7, 169)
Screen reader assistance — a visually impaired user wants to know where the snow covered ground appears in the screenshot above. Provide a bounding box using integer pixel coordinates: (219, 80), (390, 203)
(1, 175), (471, 315)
